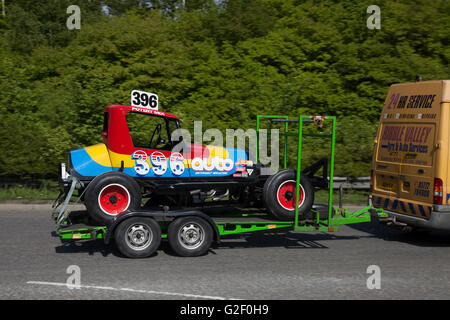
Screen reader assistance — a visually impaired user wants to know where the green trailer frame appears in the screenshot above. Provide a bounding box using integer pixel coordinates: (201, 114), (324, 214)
(255, 114), (387, 232)
(54, 114), (388, 242)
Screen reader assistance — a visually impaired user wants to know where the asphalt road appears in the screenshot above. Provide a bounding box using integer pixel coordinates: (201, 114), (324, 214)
(1, 203), (450, 300)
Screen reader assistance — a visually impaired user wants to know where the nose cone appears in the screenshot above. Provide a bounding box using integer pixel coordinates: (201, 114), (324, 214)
(69, 144), (112, 178)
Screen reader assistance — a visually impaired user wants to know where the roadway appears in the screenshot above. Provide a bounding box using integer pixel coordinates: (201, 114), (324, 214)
(1, 203), (450, 300)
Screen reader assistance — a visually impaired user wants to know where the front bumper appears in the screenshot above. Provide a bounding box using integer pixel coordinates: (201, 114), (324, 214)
(53, 167), (85, 225)
(59, 162), (72, 192)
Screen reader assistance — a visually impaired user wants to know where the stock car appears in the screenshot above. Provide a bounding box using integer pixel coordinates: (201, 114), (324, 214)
(58, 101), (317, 225)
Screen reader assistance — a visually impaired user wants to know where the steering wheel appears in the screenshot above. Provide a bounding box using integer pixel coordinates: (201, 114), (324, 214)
(149, 124), (162, 148)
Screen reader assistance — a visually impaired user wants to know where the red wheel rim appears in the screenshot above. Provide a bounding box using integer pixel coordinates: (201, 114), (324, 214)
(276, 180), (305, 211)
(98, 184), (131, 215)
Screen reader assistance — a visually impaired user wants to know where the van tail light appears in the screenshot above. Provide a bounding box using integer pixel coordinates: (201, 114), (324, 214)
(434, 178), (443, 205)
(369, 170), (374, 193)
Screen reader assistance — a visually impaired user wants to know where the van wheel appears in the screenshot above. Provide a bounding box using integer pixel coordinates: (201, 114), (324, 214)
(168, 217), (213, 257)
(85, 172), (142, 225)
(115, 217), (161, 258)
(263, 170), (314, 221)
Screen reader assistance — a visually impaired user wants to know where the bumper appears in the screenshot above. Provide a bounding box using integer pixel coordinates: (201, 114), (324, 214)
(59, 162), (72, 191)
(369, 207), (450, 231)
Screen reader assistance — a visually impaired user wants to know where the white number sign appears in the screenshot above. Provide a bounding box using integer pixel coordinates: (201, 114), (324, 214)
(131, 90), (158, 110)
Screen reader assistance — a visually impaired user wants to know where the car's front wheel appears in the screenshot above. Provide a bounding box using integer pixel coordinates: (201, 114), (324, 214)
(84, 172), (142, 225)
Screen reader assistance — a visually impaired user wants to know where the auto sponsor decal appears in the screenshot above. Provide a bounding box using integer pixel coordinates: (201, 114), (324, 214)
(130, 149), (245, 177)
(190, 157), (234, 172)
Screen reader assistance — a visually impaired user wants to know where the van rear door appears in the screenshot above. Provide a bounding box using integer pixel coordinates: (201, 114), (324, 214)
(373, 81), (442, 220)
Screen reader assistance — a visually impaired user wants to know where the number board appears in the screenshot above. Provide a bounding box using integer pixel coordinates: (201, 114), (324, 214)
(131, 90), (158, 110)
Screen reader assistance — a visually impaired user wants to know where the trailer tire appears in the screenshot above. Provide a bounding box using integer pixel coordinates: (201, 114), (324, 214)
(168, 216), (213, 257)
(263, 170), (314, 221)
(115, 217), (161, 258)
(85, 172), (142, 225)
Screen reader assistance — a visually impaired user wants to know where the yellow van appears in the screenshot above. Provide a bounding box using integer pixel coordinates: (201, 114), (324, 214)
(370, 80), (450, 230)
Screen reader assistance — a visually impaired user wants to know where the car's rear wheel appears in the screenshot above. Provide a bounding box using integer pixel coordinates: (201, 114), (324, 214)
(85, 172), (142, 225)
(263, 170), (314, 221)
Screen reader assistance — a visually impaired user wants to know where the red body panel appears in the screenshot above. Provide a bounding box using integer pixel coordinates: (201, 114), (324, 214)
(103, 105), (179, 155)
(70, 105), (248, 179)
(103, 105), (211, 159)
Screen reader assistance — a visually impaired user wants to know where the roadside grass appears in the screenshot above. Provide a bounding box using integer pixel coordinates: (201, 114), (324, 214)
(0, 185), (369, 206)
(0, 186), (60, 202)
(314, 189), (369, 205)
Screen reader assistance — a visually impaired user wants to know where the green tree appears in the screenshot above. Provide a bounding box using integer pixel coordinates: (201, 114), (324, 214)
(2, 0), (105, 52)
(0, 1), (448, 179)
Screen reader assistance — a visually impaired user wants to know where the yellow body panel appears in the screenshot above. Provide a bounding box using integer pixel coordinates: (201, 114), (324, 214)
(108, 149), (142, 168)
(84, 144), (113, 167)
(372, 80), (450, 220)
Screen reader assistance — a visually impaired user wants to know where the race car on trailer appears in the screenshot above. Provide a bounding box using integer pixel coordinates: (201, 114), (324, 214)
(55, 91), (323, 226)
(52, 91), (387, 258)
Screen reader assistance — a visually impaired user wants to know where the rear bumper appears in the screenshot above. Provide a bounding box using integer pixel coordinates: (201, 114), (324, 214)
(369, 206), (450, 231)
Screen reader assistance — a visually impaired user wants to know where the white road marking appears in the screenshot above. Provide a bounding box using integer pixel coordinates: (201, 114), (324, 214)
(26, 281), (238, 300)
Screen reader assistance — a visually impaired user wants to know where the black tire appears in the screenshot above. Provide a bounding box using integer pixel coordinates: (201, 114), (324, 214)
(168, 216), (213, 257)
(84, 172), (142, 225)
(114, 217), (161, 258)
(263, 170), (314, 221)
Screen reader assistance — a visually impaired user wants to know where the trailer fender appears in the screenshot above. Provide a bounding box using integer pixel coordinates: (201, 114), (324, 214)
(104, 209), (221, 245)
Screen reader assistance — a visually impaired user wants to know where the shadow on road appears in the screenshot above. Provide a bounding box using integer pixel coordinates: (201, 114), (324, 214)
(53, 223), (450, 259)
(55, 206), (450, 258)
(52, 229), (367, 259)
(215, 230), (364, 250)
(51, 207), (372, 258)
(54, 239), (115, 257)
(349, 219), (450, 247)
(54, 239), (164, 258)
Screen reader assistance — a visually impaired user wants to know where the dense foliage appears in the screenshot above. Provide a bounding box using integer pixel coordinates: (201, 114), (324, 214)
(0, 0), (448, 180)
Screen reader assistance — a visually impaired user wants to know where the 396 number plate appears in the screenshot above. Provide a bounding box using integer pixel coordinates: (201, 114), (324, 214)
(131, 90), (158, 110)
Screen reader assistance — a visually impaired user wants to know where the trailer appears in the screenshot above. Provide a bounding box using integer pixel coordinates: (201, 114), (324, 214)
(52, 114), (388, 258)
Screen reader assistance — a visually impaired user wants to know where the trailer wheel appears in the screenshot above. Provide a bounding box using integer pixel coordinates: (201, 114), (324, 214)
(85, 172), (142, 225)
(168, 216), (213, 257)
(115, 217), (161, 258)
(263, 170), (314, 221)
